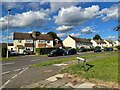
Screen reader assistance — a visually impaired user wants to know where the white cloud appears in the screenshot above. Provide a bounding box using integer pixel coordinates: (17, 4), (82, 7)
(50, 2), (77, 12)
(70, 33), (80, 37)
(106, 36), (118, 39)
(81, 26), (96, 34)
(57, 33), (67, 38)
(55, 5), (100, 26)
(56, 25), (74, 32)
(0, 10), (50, 30)
(99, 4), (119, 21)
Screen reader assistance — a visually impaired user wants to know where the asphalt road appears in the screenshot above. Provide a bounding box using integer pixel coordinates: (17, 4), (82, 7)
(1, 51), (95, 88)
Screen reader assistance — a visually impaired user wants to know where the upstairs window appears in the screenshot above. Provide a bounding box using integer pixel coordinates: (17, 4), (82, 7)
(18, 40), (22, 43)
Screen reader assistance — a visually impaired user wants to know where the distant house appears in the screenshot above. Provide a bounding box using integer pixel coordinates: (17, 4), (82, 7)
(13, 32), (53, 53)
(104, 40), (113, 47)
(91, 39), (107, 48)
(63, 35), (92, 49)
(113, 40), (120, 46)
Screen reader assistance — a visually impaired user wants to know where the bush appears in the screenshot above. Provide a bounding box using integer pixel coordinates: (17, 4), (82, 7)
(36, 47), (59, 55)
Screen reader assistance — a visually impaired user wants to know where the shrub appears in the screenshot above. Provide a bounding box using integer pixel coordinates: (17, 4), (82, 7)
(36, 47), (59, 55)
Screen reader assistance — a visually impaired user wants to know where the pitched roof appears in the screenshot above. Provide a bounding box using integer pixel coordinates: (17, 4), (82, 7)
(13, 32), (53, 40)
(69, 35), (91, 43)
(94, 40), (106, 44)
(105, 40), (113, 44)
(14, 32), (32, 40)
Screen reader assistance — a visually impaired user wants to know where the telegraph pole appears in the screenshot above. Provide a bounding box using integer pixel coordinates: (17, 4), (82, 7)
(6, 8), (11, 58)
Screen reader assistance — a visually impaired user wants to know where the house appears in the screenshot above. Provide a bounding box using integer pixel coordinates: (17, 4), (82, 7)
(63, 35), (92, 49)
(104, 40), (113, 47)
(91, 39), (107, 48)
(113, 40), (120, 46)
(13, 32), (53, 53)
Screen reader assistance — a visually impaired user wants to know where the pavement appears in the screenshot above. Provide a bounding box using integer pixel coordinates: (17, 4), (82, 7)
(1, 51), (113, 89)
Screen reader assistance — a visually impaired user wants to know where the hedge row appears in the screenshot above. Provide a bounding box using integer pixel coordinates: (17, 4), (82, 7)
(35, 47), (59, 55)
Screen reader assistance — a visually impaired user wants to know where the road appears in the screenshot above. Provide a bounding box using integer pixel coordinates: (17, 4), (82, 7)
(1, 51), (95, 88)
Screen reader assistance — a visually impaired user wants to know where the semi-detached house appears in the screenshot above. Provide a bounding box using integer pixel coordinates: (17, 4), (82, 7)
(13, 32), (53, 53)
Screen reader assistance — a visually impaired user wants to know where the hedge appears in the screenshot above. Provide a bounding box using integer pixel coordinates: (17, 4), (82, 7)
(35, 47), (59, 55)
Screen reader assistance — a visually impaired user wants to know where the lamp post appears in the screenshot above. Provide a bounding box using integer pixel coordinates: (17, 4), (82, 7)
(6, 8), (11, 58)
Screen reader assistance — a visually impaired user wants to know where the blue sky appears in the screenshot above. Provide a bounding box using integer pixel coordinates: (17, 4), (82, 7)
(0, 2), (119, 43)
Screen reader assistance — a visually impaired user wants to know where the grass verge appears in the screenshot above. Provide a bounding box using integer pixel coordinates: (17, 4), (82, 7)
(61, 52), (118, 83)
(1, 57), (16, 61)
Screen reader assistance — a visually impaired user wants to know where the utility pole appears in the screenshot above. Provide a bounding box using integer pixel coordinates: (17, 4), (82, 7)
(6, 8), (11, 58)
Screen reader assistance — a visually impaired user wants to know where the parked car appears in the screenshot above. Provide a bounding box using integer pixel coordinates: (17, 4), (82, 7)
(10, 50), (18, 56)
(104, 47), (113, 51)
(48, 49), (67, 57)
(79, 47), (87, 52)
(94, 46), (101, 52)
(23, 50), (32, 55)
(66, 48), (77, 55)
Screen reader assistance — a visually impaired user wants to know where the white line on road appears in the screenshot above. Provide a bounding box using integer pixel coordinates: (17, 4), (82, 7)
(13, 69), (21, 72)
(30, 59), (40, 61)
(0, 67), (29, 89)
(2, 62), (14, 66)
(1, 71), (11, 75)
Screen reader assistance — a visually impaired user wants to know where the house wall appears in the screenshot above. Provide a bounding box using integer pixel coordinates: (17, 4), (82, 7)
(114, 41), (120, 46)
(14, 40), (25, 52)
(76, 42), (92, 48)
(36, 40), (53, 48)
(90, 40), (98, 47)
(104, 40), (113, 47)
(8, 46), (14, 51)
(63, 36), (76, 48)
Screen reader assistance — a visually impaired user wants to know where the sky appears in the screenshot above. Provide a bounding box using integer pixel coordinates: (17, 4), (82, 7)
(0, 1), (119, 43)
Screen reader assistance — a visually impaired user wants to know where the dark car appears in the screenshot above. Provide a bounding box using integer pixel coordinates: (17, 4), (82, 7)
(79, 47), (87, 52)
(94, 46), (101, 52)
(48, 49), (67, 57)
(66, 48), (77, 55)
(104, 47), (113, 52)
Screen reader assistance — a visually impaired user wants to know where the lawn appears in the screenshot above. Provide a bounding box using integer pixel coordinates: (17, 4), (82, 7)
(61, 52), (118, 83)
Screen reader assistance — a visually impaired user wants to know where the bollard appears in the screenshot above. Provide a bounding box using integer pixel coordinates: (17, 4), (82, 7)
(77, 57), (86, 71)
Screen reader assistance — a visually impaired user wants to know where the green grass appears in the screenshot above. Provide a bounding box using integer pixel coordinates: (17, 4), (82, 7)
(61, 52), (118, 83)
(1, 57), (16, 61)
(32, 56), (76, 67)
(32, 52), (118, 67)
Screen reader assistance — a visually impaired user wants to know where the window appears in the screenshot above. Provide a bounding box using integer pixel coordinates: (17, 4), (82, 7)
(39, 40), (45, 44)
(26, 40), (32, 43)
(18, 40), (22, 43)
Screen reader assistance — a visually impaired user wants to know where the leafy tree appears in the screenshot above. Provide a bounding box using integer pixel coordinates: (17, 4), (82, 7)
(93, 34), (102, 40)
(47, 31), (60, 40)
(47, 31), (64, 47)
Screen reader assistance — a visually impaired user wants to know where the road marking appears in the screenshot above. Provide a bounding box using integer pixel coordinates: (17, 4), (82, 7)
(13, 69), (21, 72)
(0, 67), (29, 89)
(1, 71), (11, 75)
(2, 62), (14, 66)
(30, 59), (40, 61)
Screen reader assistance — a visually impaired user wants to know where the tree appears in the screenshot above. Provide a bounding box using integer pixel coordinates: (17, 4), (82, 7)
(93, 34), (102, 40)
(47, 31), (61, 46)
(32, 31), (41, 53)
(47, 31), (60, 40)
